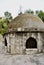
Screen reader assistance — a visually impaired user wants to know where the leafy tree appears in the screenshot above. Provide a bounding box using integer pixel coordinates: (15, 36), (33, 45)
(35, 10), (44, 22)
(0, 18), (9, 35)
(35, 10), (39, 15)
(24, 9), (34, 14)
(0, 11), (13, 35)
(4, 11), (13, 22)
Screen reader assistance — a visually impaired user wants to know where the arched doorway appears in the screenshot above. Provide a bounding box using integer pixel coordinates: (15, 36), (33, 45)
(5, 38), (7, 46)
(26, 37), (37, 48)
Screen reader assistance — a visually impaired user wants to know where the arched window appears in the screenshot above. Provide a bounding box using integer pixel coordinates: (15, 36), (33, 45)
(26, 37), (37, 48)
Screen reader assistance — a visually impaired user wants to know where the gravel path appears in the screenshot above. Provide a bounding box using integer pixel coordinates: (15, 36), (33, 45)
(0, 53), (44, 65)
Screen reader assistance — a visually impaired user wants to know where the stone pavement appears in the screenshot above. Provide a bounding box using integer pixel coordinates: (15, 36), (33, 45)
(0, 53), (44, 65)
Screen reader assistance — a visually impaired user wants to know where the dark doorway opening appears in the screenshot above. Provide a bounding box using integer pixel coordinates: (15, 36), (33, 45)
(5, 38), (7, 46)
(26, 37), (37, 48)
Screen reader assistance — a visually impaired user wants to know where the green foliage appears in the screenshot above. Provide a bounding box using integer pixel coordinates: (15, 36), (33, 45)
(0, 18), (9, 35)
(0, 11), (13, 35)
(35, 10), (44, 22)
(4, 11), (13, 21)
(38, 11), (44, 22)
(25, 9), (34, 14)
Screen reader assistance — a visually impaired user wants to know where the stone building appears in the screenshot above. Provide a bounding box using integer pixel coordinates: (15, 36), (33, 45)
(3, 13), (44, 54)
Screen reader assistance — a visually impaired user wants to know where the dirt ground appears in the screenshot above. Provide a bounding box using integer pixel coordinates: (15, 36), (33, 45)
(0, 53), (44, 65)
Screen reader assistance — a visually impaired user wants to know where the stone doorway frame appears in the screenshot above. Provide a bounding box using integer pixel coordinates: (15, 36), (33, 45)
(26, 37), (37, 48)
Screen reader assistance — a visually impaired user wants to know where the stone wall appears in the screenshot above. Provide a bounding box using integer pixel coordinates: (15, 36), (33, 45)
(4, 32), (44, 54)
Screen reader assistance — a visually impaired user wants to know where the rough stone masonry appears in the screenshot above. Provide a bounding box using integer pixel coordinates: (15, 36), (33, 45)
(3, 13), (44, 54)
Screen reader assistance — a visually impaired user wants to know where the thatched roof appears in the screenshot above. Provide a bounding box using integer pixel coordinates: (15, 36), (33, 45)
(6, 13), (44, 33)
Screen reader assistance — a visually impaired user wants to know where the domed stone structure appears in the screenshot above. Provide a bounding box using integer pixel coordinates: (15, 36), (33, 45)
(4, 13), (44, 54)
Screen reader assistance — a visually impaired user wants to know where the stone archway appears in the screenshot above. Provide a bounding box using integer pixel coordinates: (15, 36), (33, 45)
(26, 37), (37, 48)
